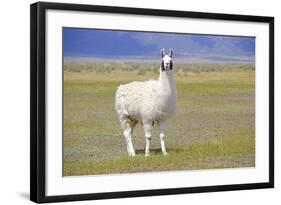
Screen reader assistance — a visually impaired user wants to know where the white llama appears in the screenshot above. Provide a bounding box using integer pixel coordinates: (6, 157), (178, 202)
(115, 49), (177, 156)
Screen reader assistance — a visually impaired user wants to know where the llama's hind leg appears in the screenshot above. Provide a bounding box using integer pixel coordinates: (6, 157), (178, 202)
(124, 127), (135, 156)
(120, 117), (136, 156)
(157, 121), (168, 155)
(143, 121), (153, 157)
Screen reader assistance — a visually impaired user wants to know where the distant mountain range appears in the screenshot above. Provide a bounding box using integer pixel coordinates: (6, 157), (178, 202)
(63, 28), (255, 62)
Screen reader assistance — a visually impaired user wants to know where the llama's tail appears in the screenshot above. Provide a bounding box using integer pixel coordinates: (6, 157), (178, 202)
(115, 86), (139, 129)
(115, 85), (129, 116)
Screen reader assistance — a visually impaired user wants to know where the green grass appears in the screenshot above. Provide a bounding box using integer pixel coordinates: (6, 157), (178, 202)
(64, 62), (255, 176)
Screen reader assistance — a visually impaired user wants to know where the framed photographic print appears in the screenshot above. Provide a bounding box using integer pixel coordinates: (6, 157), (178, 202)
(30, 1), (274, 203)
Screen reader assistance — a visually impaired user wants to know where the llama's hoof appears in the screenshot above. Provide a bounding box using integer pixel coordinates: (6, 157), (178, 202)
(129, 153), (136, 157)
(145, 153), (150, 157)
(163, 152), (168, 156)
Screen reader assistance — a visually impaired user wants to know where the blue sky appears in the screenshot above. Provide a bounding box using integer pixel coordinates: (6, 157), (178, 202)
(63, 28), (255, 59)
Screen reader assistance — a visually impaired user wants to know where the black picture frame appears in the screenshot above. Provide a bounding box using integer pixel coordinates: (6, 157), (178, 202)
(30, 1), (274, 203)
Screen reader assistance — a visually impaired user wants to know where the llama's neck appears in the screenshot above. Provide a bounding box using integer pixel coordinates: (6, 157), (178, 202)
(158, 69), (176, 94)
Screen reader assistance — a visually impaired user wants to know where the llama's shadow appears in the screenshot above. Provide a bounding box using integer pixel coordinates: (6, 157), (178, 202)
(135, 148), (162, 155)
(135, 148), (184, 155)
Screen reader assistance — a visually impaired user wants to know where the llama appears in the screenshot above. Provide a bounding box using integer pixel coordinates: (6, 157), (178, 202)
(115, 49), (177, 156)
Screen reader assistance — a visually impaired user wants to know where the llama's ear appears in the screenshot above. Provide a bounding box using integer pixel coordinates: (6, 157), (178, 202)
(169, 49), (173, 58)
(160, 49), (165, 58)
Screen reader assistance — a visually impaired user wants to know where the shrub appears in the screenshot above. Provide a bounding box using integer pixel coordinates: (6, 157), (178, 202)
(137, 69), (146, 75)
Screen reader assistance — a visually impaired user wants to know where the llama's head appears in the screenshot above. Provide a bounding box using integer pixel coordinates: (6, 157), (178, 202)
(160, 49), (173, 71)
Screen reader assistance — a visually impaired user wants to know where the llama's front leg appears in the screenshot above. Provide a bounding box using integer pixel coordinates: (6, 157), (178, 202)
(123, 127), (135, 156)
(143, 122), (152, 157)
(157, 121), (168, 155)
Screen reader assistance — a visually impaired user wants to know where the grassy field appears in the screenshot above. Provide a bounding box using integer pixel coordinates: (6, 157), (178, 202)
(63, 62), (255, 176)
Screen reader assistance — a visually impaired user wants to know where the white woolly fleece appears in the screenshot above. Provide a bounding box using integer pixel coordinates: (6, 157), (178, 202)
(115, 69), (177, 125)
